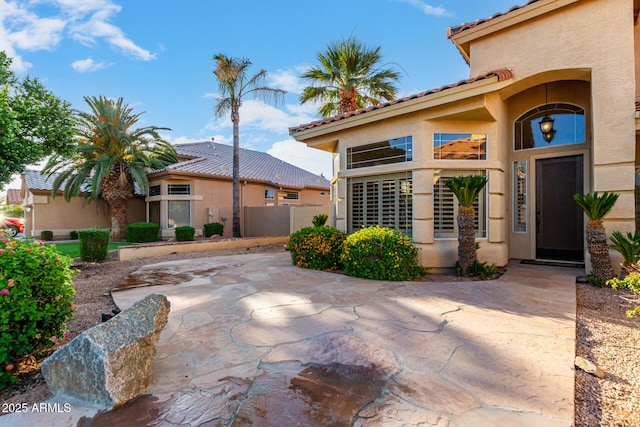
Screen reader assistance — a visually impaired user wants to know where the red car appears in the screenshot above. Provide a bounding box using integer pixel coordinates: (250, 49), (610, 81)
(1, 217), (24, 238)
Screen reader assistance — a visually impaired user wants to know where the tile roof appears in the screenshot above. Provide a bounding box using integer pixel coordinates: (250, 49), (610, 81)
(289, 69), (515, 134)
(447, 1), (541, 36)
(24, 169), (57, 191)
(160, 142), (330, 190)
(5, 189), (21, 205)
(24, 169), (142, 195)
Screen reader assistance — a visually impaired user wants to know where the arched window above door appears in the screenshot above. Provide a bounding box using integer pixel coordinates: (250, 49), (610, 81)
(514, 103), (585, 150)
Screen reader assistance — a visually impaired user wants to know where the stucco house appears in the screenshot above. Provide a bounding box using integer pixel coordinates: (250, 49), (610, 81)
(21, 142), (330, 239)
(290, 0), (639, 270)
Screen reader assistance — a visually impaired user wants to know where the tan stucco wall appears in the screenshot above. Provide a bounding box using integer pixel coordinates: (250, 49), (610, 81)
(24, 191), (143, 239)
(469, 0), (637, 236)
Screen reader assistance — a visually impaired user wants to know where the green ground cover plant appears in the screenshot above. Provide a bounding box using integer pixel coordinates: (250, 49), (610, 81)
(52, 242), (133, 259)
(0, 235), (76, 389)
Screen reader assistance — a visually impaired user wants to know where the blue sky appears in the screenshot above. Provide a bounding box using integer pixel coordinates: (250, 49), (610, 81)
(1, 0), (522, 187)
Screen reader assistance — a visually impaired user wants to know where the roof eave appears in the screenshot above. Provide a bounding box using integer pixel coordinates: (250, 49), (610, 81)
(291, 73), (513, 141)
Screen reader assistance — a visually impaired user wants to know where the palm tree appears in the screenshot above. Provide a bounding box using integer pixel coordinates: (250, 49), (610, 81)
(574, 192), (619, 284)
(44, 96), (177, 239)
(445, 175), (488, 276)
(299, 37), (400, 117)
(212, 54), (285, 237)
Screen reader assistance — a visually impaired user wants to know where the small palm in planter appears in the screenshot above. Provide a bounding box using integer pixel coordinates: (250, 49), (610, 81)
(609, 230), (640, 276)
(445, 175), (488, 276)
(574, 191), (619, 285)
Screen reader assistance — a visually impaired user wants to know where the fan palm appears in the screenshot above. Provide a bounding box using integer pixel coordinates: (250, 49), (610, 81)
(212, 54), (285, 237)
(44, 96), (177, 239)
(445, 175), (488, 275)
(574, 191), (619, 283)
(299, 37), (400, 117)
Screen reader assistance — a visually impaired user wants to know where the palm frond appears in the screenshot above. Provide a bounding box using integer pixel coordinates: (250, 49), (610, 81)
(445, 175), (488, 207)
(574, 192), (619, 221)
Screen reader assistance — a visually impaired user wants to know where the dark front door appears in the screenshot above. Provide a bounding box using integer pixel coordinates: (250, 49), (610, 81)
(535, 155), (584, 262)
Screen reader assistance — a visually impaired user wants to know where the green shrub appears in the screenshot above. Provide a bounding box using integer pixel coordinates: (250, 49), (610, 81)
(40, 230), (53, 241)
(610, 231), (640, 269)
(126, 222), (160, 243)
(288, 226), (345, 270)
(608, 270), (640, 318)
(341, 226), (425, 281)
(312, 213), (328, 227)
(78, 228), (110, 261)
(467, 260), (498, 280)
(203, 222), (224, 237)
(0, 235), (76, 389)
(175, 226), (195, 242)
(69, 230), (79, 240)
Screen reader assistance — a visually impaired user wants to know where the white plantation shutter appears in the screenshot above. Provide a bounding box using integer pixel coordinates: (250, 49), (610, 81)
(348, 173), (412, 236)
(434, 170), (486, 238)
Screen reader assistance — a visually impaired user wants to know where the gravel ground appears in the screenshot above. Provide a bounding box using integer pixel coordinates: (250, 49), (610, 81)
(1, 246), (639, 427)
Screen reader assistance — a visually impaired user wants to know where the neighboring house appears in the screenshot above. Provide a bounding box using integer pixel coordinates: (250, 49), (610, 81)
(5, 189), (22, 206)
(21, 170), (146, 238)
(147, 142), (330, 238)
(290, 0), (638, 270)
(21, 142), (330, 239)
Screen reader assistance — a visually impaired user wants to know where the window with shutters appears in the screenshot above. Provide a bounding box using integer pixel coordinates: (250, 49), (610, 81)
(348, 173), (412, 236)
(434, 170), (486, 238)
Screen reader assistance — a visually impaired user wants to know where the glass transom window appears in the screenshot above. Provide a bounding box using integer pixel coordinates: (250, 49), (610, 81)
(515, 103), (585, 150)
(434, 133), (487, 160)
(167, 184), (191, 195)
(347, 136), (412, 170)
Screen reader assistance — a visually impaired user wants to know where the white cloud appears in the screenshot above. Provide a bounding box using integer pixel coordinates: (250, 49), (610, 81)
(0, 0), (155, 70)
(164, 133), (232, 147)
(268, 139), (332, 178)
(268, 67), (307, 94)
(393, 0), (452, 17)
(70, 57), (108, 72)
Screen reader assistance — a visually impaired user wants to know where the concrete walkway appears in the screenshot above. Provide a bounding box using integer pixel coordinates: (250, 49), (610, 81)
(6, 252), (578, 426)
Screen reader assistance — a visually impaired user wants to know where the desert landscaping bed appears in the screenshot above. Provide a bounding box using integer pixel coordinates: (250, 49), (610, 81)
(1, 245), (638, 427)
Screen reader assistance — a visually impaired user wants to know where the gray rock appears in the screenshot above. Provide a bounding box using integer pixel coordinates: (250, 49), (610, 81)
(41, 293), (170, 408)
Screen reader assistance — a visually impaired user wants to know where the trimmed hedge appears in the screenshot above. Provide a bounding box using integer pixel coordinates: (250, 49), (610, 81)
(78, 228), (110, 261)
(175, 226), (195, 242)
(288, 226), (345, 271)
(69, 230), (79, 240)
(203, 222), (223, 237)
(341, 226), (425, 281)
(40, 230), (53, 241)
(126, 222), (160, 243)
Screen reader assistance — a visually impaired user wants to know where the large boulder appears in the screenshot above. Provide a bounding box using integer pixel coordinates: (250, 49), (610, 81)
(41, 293), (170, 408)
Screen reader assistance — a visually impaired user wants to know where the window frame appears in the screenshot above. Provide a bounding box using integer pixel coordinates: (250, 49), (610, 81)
(264, 189), (275, 199)
(433, 133), (487, 161)
(167, 183), (191, 196)
(346, 136), (413, 170)
(514, 103), (585, 151)
(167, 200), (191, 229)
(348, 172), (413, 237)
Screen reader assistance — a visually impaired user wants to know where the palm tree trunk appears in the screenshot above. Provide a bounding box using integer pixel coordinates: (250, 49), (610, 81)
(458, 205), (477, 275)
(232, 109), (241, 238)
(109, 197), (128, 240)
(586, 219), (614, 284)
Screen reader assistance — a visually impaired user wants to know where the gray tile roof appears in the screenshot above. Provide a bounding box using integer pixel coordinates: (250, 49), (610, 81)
(160, 142), (330, 190)
(24, 169), (142, 195)
(24, 169), (56, 191)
